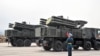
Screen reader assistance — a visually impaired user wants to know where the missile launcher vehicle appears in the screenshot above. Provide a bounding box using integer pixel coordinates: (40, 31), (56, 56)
(35, 16), (100, 51)
(5, 16), (100, 51)
(5, 22), (41, 47)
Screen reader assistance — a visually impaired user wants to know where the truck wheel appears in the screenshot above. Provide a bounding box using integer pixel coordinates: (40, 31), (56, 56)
(36, 40), (41, 46)
(53, 40), (63, 51)
(11, 41), (16, 46)
(63, 41), (67, 51)
(24, 39), (31, 46)
(43, 40), (51, 51)
(83, 41), (91, 50)
(73, 45), (79, 50)
(16, 39), (24, 47)
(10, 39), (16, 46)
(94, 41), (100, 50)
(43, 46), (51, 51)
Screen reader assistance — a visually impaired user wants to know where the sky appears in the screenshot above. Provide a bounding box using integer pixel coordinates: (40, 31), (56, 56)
(0, 0), (100, 34)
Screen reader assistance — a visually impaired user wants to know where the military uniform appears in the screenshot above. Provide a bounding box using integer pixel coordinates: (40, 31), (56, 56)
(66, 33), (73, 56)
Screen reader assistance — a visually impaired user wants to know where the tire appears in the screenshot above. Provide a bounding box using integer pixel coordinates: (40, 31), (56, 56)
(36, 40), (41, 46)
(73, 45), (79, 50)
(24, 39), (31, 46)
(11, 41), (16, 46)
(10, 39), (16, 46)
(43, 46), (51, 51)
(53, 40), (63, 51)
(63, 41), (67, 51)
(16, 39), (24, 47)
(83, 41), (91, 50)
(94, 41), (100, 50)
(43, 41), (51, 51)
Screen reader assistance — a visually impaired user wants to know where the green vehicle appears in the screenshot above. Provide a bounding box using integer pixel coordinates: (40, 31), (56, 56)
(35, 16), (100, 51)
(5, 22), (41, 47)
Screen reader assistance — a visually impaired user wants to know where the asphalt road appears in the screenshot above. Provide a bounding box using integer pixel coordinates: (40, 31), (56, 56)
(0, 43), (100, 56)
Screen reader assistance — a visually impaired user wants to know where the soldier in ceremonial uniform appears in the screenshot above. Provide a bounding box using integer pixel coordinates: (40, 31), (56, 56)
(66, 32), (73, 56)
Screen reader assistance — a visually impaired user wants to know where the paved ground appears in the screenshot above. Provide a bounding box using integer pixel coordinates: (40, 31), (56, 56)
(0, 43), (100, 56)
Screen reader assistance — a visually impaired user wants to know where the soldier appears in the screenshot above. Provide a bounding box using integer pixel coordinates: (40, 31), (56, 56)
(66, 32), (73, 56)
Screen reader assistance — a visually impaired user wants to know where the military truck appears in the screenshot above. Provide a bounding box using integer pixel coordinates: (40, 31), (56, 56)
(35, 16), (100, 51)
(5, 22), (41, 47)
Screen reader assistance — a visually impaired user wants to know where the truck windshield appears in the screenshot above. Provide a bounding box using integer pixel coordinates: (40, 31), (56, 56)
(97, 30), (100, 38)
(98, 30), (100, 34)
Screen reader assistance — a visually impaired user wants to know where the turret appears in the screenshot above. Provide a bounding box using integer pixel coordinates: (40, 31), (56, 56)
(41, 16), (87, 29)
(9, 22), (41, 30)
